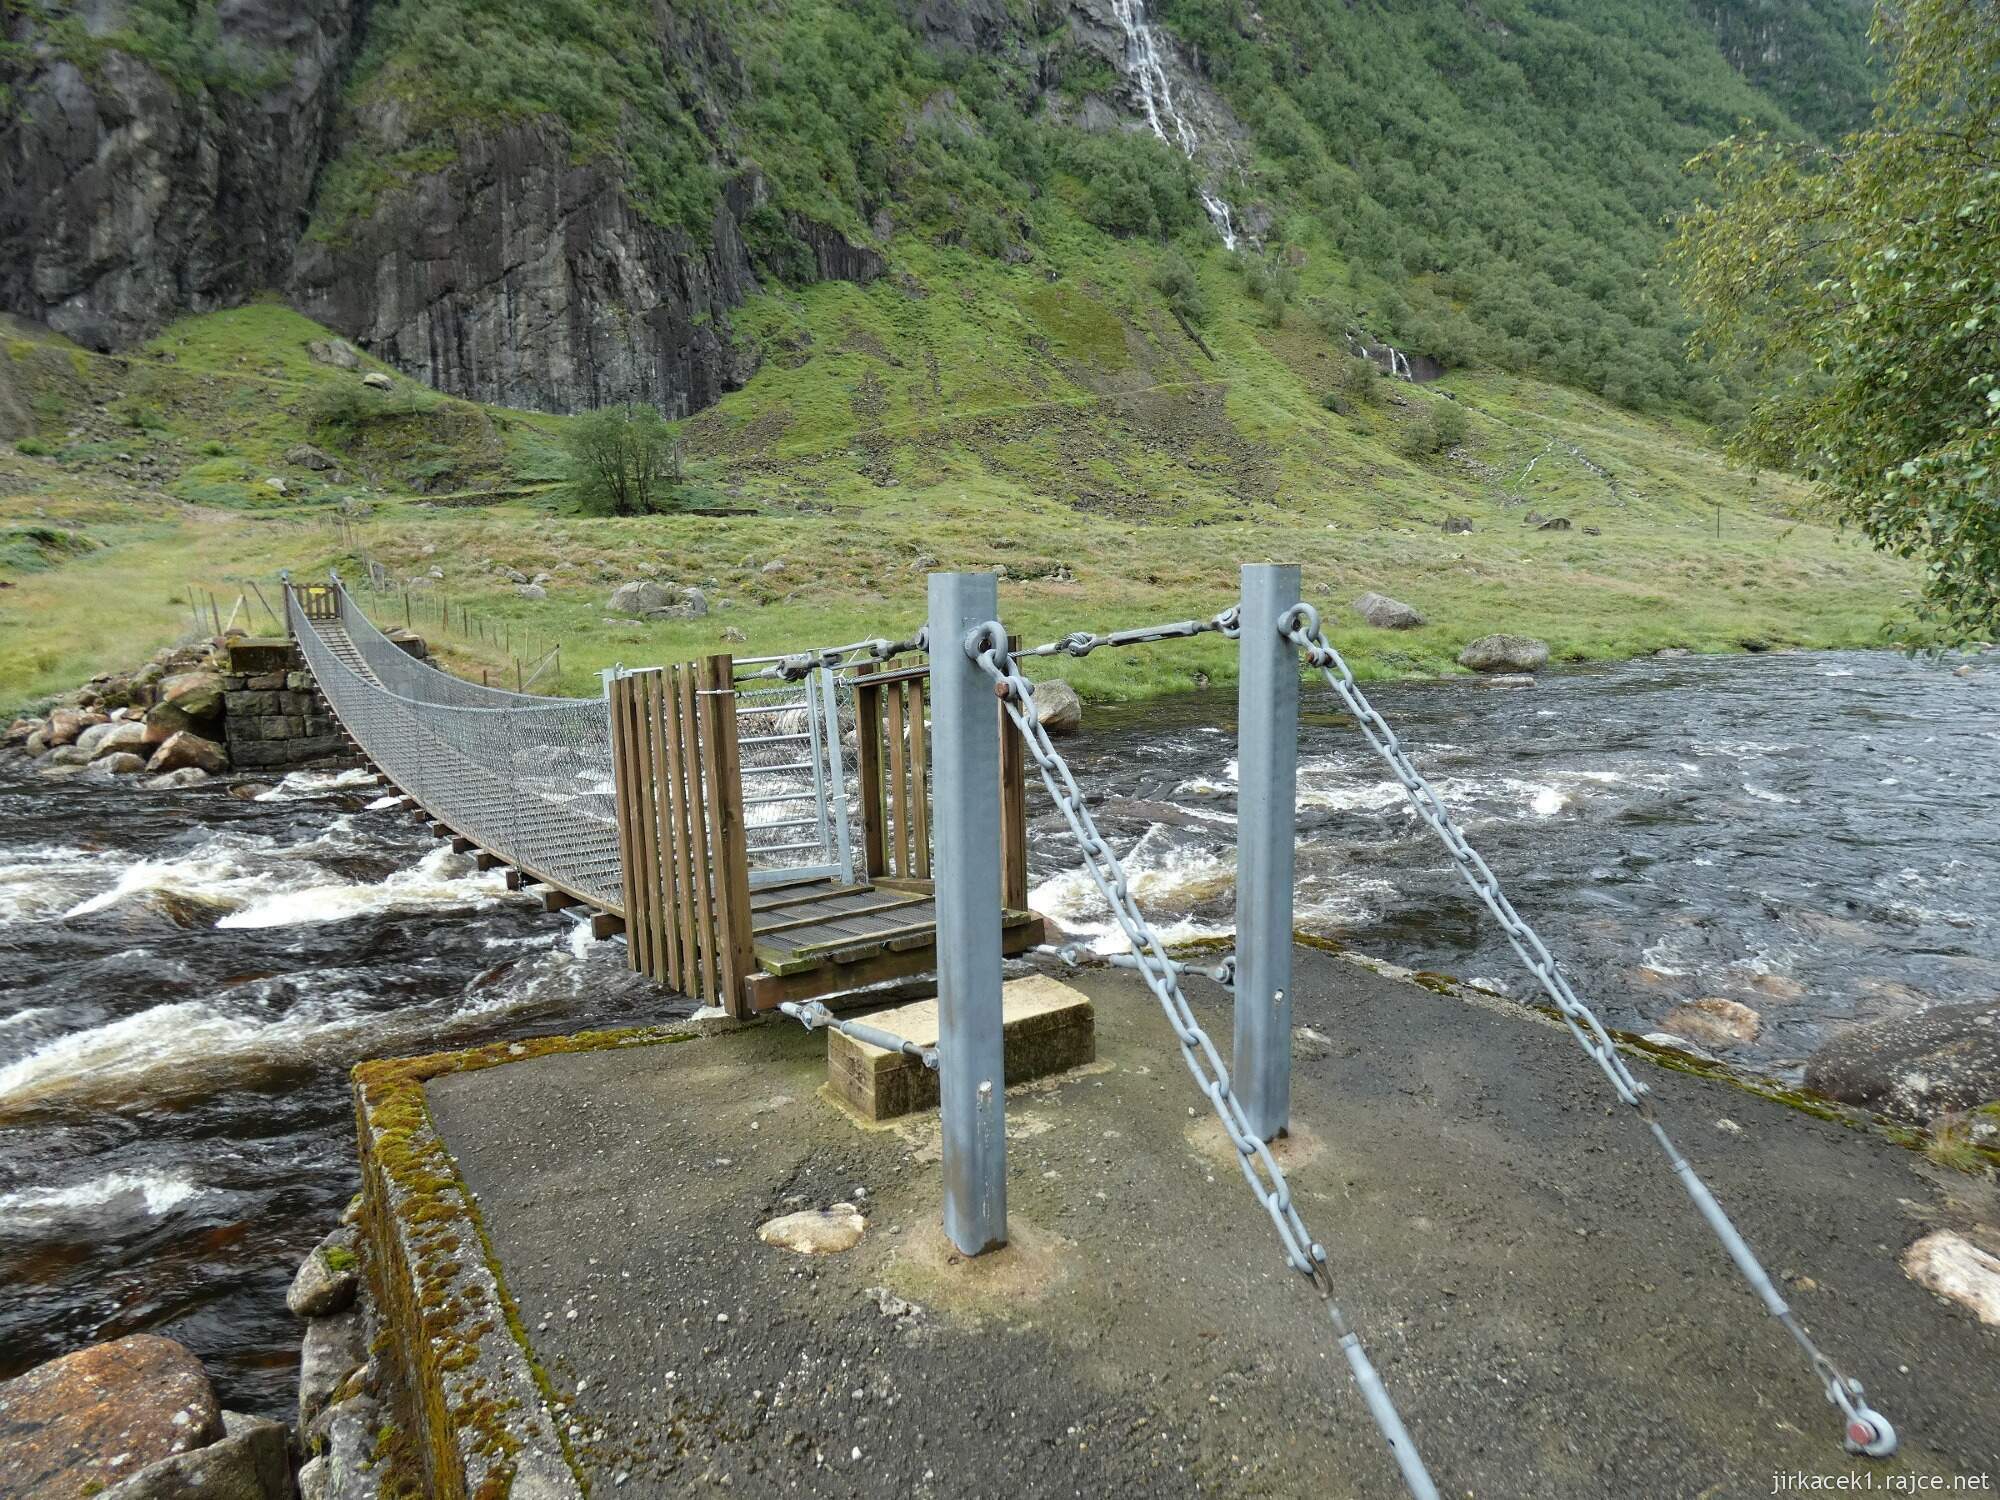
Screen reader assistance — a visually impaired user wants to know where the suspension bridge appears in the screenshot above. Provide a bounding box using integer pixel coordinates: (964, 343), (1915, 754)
(286, 565), (1903, 1498)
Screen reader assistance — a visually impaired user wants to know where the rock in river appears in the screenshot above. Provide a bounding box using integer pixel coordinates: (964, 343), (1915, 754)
(289, 1226), (361, 1318)
(0, 1334), (221, 1500)
(1458, 634), (1550, 673)
(1804, 1001), (2000, 1121)
(98, 1410), (291, 1500)
(1662, 998), (1762, 1049)
(148, 731), (229, 775)
(1035, 679), (1083, 736)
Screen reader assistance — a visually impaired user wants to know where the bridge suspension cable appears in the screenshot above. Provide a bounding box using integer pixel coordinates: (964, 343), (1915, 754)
(1277, 600), (1896, 1462)
(965, 617), (1442, 1500)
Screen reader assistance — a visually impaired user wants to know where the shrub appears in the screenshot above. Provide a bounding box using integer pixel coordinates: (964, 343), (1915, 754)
(561, 404), (684, 516)
(1400, 399), (1471, 457)
(1150, 250), (1209, 327)
(15, 438), (51, 457)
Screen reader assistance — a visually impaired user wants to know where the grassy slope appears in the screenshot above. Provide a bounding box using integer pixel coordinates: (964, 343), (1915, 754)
(0, 252), (1913, 718)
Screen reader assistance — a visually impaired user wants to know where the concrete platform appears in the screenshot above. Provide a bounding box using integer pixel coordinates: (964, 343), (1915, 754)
(826, 975), (1096, 1120)
(360, 947), (2000, 1498)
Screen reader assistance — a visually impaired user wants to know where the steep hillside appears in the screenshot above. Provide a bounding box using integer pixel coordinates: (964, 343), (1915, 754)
(1, 0), (1876, 419)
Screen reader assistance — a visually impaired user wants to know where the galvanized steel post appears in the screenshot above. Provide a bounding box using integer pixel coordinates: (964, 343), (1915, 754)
(1234, 562), (1301, 1140)
(929, 571), (1009, 1254)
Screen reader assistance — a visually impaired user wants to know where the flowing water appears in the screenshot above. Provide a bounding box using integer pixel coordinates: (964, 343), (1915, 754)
(1110, 0), (1241, 249)
(1034, 648), (2000, 1068)
(2, 647), (1994, 1416)
(0, 769), (673, 1414)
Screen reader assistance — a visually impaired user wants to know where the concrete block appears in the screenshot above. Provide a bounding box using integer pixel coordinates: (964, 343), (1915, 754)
(225, 638), (296, 675)
(827, 976), (1094, 1122)
(247, 672), (288, 691)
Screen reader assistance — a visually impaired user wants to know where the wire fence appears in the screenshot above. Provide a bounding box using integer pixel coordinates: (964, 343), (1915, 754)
(289, 576), (623, 910)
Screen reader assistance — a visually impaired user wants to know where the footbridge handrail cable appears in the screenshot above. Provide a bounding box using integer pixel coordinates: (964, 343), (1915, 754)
(1278, 601), (1897, 1461)
(965, 619), (1442, 1500)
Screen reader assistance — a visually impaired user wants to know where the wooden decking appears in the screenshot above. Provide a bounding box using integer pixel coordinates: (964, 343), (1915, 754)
(742, 874), (1045, 1013)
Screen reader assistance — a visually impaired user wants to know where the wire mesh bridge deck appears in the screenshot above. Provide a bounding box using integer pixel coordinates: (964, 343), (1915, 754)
(286, 577), (1041, 1017)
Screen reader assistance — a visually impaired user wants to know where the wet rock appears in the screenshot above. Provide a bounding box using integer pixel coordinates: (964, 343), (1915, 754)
(1641, 1032), (1718, 1062)
(1655, 647), (1691, 659)
(156, 672), (226, 725)
(24, 729), (50, 756)
(99, 1410), (291, 1500)
(1035, 679), (1083, 736)
(1901, 1231), (2000, 1326)
(298, 1308), (367, 1434)
(148, 731), (230, 775)
(1353, 592), (1426, 630)
(608, 580), (672, 615)
(0, 1334), (222, 1500)
(147, 767), (213, 790)
(758, 1205), (867, 1254)
(80, 720), (149, 760)
(46, 744), (94, 767)
(1483, 673), (1536, 688)
(229, 780), (274, 800)
(1662, 998), (1762, 1049)
(1458, 634), (1550, 673)
(1804, 1002), (2000, 1121)
(361, 372), (393, 391)
(514, 584), (546, 601)
(89, 752), (150, 777)
(46, 706), (106, 745)
(6, 715), (45, 745)
(289, 1227), (361, 1318)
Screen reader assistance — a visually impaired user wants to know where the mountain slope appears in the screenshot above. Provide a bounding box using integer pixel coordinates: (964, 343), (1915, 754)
(1, 0), (1877, 421)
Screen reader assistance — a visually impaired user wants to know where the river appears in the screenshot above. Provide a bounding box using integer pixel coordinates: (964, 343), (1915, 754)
(1, 647), (1994, 1415)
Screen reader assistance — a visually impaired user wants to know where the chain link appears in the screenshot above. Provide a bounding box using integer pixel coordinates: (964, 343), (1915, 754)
(1015, 606), (1239, 660)
(966, 620), (1440, 1500)
(1280, 602), (1893, 1454)
(739, 631), (929, 682)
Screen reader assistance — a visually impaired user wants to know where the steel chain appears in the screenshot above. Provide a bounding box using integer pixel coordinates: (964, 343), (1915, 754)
(743, 631), (929, 682)
(1015, 606), (1240, 660)
(1279, 602), (1895, 1457)
(966, 621), (1440, 1500)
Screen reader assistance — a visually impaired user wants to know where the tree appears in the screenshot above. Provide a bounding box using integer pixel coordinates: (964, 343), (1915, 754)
(561, 405), (683, 516)
(1668, 0), (1999, 641)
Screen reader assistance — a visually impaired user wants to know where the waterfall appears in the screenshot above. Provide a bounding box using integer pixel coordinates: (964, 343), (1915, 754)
(1110, 0), (1238, 250)
(1386, 347), (1413, 381)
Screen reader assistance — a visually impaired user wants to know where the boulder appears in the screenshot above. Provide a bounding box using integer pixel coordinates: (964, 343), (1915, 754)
(148, 732), (230, 775)
(24, 729), (49, 757)
(720, 626), (748, 643)
(1440, 516), (1474, 534)
(81, 720), (148, 761)
(0, 1334), (222, 1500)
(285, 443), (339, 471)
(147, 768), (212, 790)
(1661, 998), (1762, 1049)
(288, 1227), (361, 1318)
(157, 672), (226, 724)
(757, 1205), (866, 1255)
(46, 744), (94, 767)
(89, 752), (150, 777)
(1536, 516), (1572, 531)
(679, 585), (709, 619)
(1034, 679), (1083, 736)
(298, 1309), (367, 1435)
(514, 584), (546, 601)
(47, 707), (105, 745)
(1458, 634), (1550, 674)
(1804, 1002), (2000, 1122)
(7, 715), (45, 745)
(761, 559), (787, 574)
(1353, 592), (1426, 630)
(308, 339), (362, 371)
(99, 1410), (291, 1500)
(264, 477), (288, 495)
(608, 580), (672, 615)
(361, 372), (393, 391)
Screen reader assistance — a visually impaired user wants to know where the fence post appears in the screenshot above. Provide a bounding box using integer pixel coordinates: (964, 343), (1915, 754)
(1234, 562), (1300, 1141)
(928, 571), (1008, 1255)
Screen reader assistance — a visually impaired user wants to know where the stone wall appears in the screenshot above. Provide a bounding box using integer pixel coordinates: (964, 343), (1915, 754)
(221, 639), (354, 771)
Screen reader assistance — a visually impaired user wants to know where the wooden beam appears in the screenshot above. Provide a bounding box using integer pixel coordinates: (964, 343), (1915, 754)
(542, 888), (581, 912)
(854, 662), (886, 879)
(476, 852), (502, 871)
(451, 836), (476, 854)
(699, 654), (757, 1019)
(590, 912), (626, 941)
(743, 918), (1045, 1012)
(753, 894), (931, 938)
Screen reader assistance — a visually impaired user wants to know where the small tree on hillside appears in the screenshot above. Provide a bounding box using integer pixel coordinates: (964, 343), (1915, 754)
(562, 405), (682, 516)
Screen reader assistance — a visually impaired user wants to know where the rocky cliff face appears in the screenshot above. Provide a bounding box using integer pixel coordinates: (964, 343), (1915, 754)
(0, 0), (363, 351)
(0, 0), (884, 416)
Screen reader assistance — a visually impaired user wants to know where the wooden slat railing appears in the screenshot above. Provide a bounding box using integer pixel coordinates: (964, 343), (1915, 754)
(609, 655), (755, 1017)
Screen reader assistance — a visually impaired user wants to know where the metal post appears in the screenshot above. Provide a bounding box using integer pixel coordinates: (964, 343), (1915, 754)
(1234, 562), (1301, 1141)
(929, 571), (1008, 1255)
